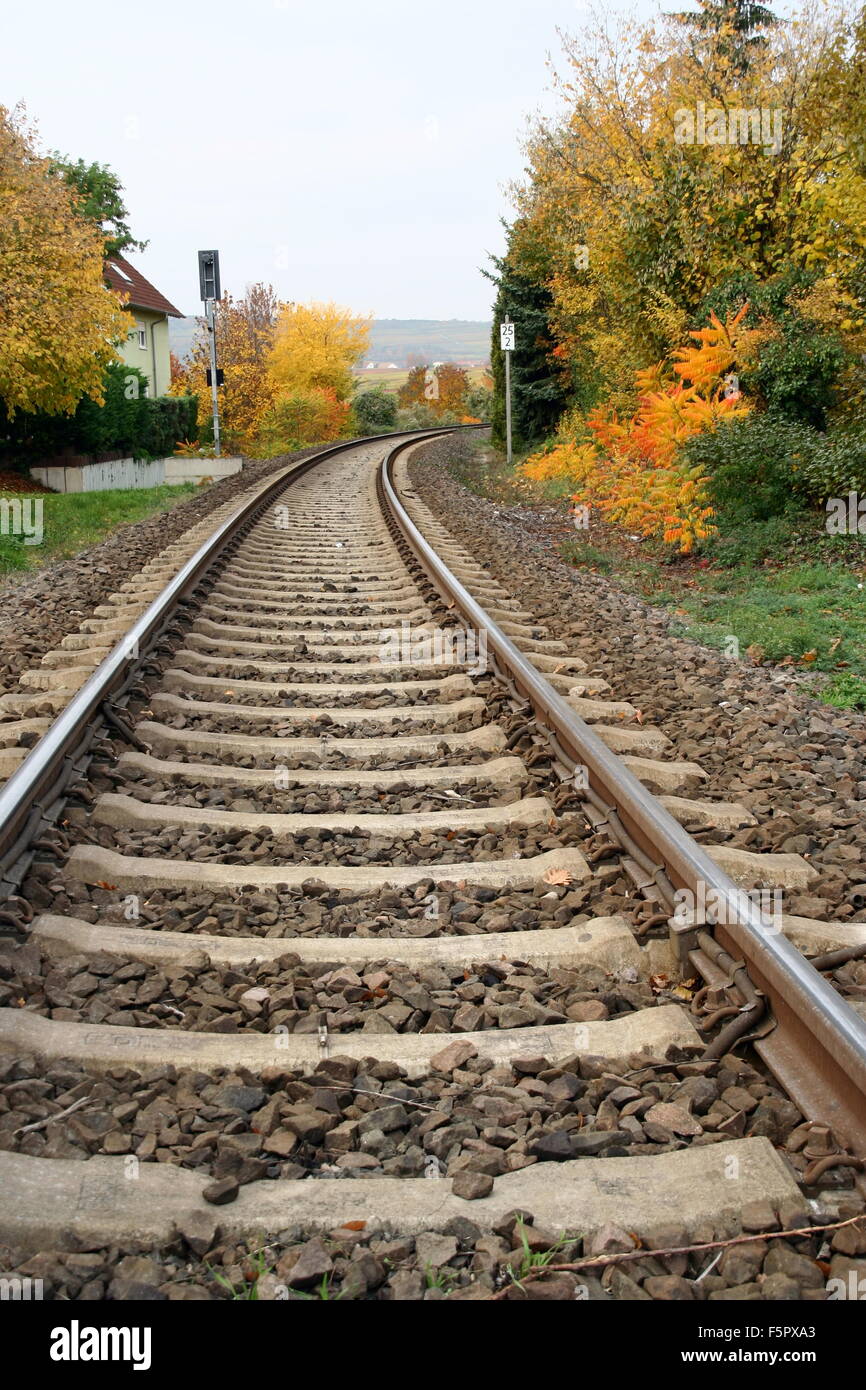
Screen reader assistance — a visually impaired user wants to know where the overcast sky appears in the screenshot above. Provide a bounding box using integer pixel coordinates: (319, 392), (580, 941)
(6, 0), (673, 319)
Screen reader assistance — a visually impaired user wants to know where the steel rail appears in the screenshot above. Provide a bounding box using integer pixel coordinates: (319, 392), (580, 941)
(380, 436), (866, 1155)
(0, 427), (473, 881)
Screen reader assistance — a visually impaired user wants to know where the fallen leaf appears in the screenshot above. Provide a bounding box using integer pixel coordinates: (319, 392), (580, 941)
(95, 881), (117, 890)
(342, 1221), (366, 1231)
(543, 867), (573, 886)
(801, 650), (817, 663)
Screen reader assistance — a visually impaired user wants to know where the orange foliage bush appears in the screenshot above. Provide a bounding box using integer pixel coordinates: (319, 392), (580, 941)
(521, 307), (752, 553)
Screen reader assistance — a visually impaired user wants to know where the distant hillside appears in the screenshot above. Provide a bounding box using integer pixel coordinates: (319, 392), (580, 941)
(169, 316), (200, 361)
(169, 317), (491, 367)
(366, 321), (491, 366)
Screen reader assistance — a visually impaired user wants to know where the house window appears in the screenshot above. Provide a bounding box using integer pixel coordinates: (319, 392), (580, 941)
(136, 322), (147, 350)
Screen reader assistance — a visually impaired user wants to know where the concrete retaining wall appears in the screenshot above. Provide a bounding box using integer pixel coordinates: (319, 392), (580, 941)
(29, 456), (243, 493)
(164, 456), (243, 486)
(30, 458), (165, 493)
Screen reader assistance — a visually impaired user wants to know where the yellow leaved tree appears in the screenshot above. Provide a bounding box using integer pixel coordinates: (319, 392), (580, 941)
(0, 105), (130, 417)
(268, 302), (371, 401)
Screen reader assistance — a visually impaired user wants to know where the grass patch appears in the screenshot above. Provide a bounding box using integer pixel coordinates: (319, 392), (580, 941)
(559, 537), (613, 571)
(0, 483), (197, 575)
(662, 560), (866, 674)
(505, 1219), (571, 1291)
(820, 671), (866, 710)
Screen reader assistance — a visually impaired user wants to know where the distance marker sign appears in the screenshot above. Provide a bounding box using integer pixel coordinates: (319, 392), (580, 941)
(500, 322), (516, 352)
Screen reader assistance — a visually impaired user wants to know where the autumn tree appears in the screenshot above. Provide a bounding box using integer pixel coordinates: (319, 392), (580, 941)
(397, 362), (469, 416)
(397, 365), (428, 408)
(510, 2), (866, 412)
(0, 106), (130, 418)
(171, 283), (281, 442)
(268, 301), (371, 401)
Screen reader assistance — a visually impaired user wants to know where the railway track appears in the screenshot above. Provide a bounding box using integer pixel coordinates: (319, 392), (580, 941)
(1, 426), (865, 1303)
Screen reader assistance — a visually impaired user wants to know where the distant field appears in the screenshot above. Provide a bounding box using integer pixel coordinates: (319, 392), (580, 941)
(352, 366), (490, 396)
(369, 320), (492, 364)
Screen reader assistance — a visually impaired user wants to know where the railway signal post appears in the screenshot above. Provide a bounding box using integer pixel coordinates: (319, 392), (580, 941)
(198, 249), (222, 458)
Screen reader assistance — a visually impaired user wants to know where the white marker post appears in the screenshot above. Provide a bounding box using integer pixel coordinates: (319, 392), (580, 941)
(500, 317), (515, 468)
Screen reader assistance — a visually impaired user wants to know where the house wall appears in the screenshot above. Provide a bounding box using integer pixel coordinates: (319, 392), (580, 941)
(116, 309), (172, 398)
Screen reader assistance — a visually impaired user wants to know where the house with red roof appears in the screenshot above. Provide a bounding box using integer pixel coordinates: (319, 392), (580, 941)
(104, 256), (183, 398)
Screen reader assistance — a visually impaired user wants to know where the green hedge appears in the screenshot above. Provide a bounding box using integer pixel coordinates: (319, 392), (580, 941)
(682, 412), (866, 525)
(352, 388), (398, 435)
(0, 364), (199, 466)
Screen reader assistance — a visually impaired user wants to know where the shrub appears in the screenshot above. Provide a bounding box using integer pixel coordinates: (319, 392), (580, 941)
(394, 403), (459, 430)
(699, 268), (849, 428)
(795, 426), (866, 504)
(684, 415), (866, 518)
(149, 394), (199, 456)
(352, 388), (397, 435)
(74, 364), (151, 455)
(464, 385), (493, 421)
(681, 413), (816, 523)
(254, 387), (351, 455)
(522, 307), (751, 553)
(0, 362), (199, 465)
